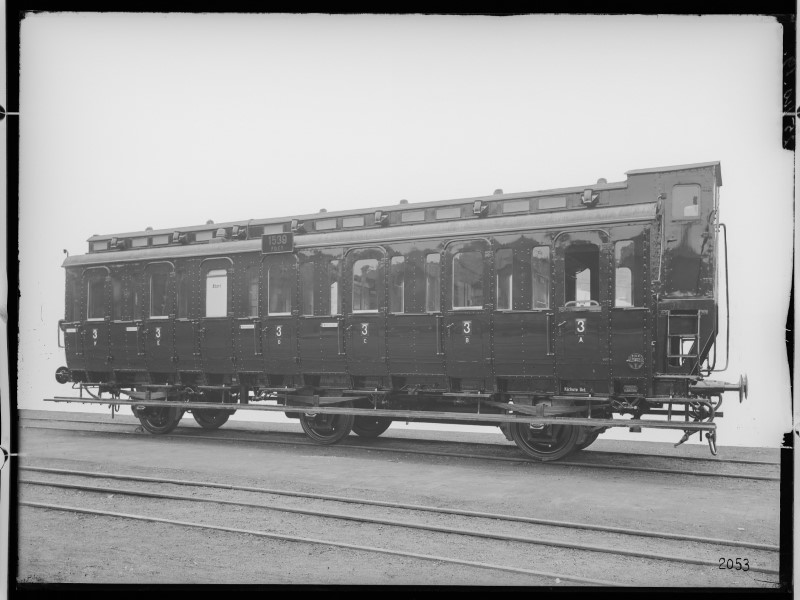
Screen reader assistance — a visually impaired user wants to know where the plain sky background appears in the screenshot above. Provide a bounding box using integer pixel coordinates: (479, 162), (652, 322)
(15, 13), (794, 448)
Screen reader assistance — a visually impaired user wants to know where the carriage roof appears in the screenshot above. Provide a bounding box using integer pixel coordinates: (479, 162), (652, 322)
(67, 161), (720, 268)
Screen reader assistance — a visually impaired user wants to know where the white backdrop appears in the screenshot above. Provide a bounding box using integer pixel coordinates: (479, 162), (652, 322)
(16, 13), (793, 447)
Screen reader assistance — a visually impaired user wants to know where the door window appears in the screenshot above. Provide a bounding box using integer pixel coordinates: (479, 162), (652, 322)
(452, 251), (483, 309)
(149, 272), (170, 317)
(87, 272), (106, 319)
(205, 269), (228, 317)
(564, 243), (599, 305)
(268, 265), (293, 315)
(352, 258), (379, 312)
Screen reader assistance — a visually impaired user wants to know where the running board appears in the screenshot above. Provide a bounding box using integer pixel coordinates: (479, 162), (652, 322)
(44, 397), (715, 431)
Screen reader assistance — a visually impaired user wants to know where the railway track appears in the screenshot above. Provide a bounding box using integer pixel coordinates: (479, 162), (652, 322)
(19, 416), (781, 482)
(19, 465), (780, 586)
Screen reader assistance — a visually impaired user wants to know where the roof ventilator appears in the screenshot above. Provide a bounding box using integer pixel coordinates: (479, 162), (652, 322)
(374, 210), (389, 226)
(473, 200), (488, 218)
(581, 188), (599, 207)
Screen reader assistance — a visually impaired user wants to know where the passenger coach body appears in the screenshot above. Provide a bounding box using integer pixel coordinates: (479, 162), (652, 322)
(54, 162), (747, 459)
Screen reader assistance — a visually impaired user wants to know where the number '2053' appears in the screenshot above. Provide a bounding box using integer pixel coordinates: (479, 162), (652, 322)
(719, 558), (749, 571)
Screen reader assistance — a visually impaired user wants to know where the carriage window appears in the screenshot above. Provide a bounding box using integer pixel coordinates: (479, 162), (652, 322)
(614, 241), (635, 307)
(672, 184), (701, 219)
(268, 265), (293, 315)
(495, 249), (512, 310)
(245, 266), (259, 317)
(532, 247), (550, 309)
(177, 272), (190, 318)
(425, 253), (440, 312)
(133, 284), (142, 320)
(205, 269), (228, 317)
(149, 272), (170, 317)
(389, 256), (405, 313)
(329, 259), (340, 315)
(352, 258), (379, 312)
(564, 243), (599, 305)
(111, 275), (123, 320)
(87, 272), (106, 319)
(66, 273), (81, 321)
(300, 262), (315, 316)
(453, 251), (483, 309)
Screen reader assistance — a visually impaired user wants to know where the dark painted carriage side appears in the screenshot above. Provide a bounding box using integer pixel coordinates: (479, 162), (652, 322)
(56, 161), (746, 459)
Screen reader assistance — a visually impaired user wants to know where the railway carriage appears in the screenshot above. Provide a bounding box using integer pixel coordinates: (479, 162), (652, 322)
(53, 161), (747, 460)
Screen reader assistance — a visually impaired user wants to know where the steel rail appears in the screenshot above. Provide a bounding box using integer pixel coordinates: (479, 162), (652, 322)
(21, 423), (780, 482)
(21, 466), (780, 553)
(17, 415), (781, 467)
(45, 397), (717, 431)
(21, 477), (778, 575)
(20, 500), (623, 587)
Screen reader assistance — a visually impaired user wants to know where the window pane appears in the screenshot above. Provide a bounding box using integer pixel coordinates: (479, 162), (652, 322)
(425, 254), (440, 312)
(66, 273), (81, 321)
(246, 266), (259, 317)
(495, 249), (513, 310)
(329, 260), (340, 315)
(268, 266), (293, 315)
(133, 285), (142, 320)
(672, 184), (701, 219)
(564, 244), (599, 305)
(352, 258), (379, 312)
(614, 240), (636, 307)
(87, 273), (106, 319)
(177, 272), (190, 318)
(111, 276), (123, 320)
(453, 251), (483, 309)
(300, 262), (315, 316)
(150, 272), (169, 317)
(532, 247), (550, 309)
(206, 269), (227, 317)
(389, 256), (404, 313)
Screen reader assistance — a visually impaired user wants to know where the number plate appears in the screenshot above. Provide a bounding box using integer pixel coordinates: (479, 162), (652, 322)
(261, 232), (294, 254)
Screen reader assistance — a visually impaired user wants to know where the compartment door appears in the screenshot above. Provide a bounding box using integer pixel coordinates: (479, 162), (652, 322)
(553, 231), (611, 392)
(443, 241), (491, 381)
(82, 267), (111, 374)
(262, 254), (299, 374)
(199, 258), (235, 374)
(344, 247), (387, 377)
(143, 263), (177, 374)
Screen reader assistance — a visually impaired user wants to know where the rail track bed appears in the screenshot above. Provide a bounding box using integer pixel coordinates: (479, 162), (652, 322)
(18, 411), (781, 482)
(16, 411), (783, 587)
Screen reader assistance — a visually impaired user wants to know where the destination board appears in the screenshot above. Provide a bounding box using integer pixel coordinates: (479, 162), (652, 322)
(261, 232), (294, 254)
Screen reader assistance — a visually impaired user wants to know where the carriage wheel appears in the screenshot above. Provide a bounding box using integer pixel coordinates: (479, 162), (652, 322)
(192, 409), (233, 430)
(352, 416), (392, 438)
(299, 408), (355, 445)
(509, 422), (580, 461)
(137, 405), (183, 435)
(574, 428), (601, 451)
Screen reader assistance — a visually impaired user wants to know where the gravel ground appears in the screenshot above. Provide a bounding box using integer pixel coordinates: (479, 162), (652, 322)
(13, 411), (785, 588)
